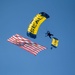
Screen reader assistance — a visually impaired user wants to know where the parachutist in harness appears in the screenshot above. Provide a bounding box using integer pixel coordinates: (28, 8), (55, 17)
(45, 31), (54, 39)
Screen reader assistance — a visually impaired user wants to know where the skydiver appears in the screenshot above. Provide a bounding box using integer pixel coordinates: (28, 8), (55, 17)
(45, 31), (54, 39)
(51, 46), (53, 50)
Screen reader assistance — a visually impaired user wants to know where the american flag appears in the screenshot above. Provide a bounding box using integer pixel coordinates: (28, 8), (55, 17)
(7, 34), (46, 55)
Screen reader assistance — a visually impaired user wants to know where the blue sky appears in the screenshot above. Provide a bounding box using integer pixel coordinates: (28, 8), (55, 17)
(0, 0), (75, 75)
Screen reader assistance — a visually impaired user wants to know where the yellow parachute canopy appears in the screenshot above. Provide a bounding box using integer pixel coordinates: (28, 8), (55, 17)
(51, 37), (59, 48)
(27, 12), (50, 39)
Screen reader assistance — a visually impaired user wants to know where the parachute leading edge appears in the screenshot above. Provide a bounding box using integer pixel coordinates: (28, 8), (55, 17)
(27, 12), (50, 39)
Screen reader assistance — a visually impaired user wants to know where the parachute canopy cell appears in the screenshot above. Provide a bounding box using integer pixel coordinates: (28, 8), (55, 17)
(7, 34), (46, 55)
(27, 12), (50, 39)
(51, 37), (59, 48)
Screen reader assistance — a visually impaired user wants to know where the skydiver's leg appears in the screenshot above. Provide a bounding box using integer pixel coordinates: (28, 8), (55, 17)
(49, 35), (51, 39)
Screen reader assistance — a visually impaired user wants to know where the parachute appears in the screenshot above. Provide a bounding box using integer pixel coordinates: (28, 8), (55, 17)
(51, 37), (59, 48)
(7, 34), (46, 55)
(27, 12), (50, 39)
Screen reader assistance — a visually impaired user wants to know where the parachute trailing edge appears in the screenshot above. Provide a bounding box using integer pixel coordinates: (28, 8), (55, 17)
(27, 12), (50, 39)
